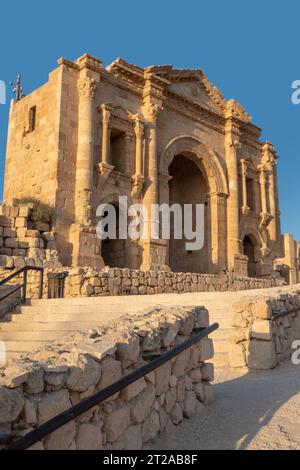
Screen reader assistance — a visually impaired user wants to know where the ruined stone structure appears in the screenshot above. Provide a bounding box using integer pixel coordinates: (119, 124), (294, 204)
(3, 53), (290, 278)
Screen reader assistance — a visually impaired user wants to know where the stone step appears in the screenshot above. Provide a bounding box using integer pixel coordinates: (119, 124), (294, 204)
(0, 321), (105, 332)
(3, 340), (52, 352)
(18, 304), (141, 315)
(212, 339), (230, 353)
(210, 328), (231, 340)
(211, 352), (230, 368)
(0, 330), (75, 341)
(10, 310), (145, 323)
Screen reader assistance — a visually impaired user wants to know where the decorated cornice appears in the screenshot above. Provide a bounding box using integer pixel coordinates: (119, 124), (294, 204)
(225, 99), (252, 123)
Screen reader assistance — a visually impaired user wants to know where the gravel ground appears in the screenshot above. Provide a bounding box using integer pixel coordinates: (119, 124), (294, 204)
(147, 362), (300, 450)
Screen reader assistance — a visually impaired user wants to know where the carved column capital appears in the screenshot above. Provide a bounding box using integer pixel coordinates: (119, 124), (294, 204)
(78, 77), (97, 98)
(258, 164), (267, 183)
(241, 158), (248, 175)
(143, 102), (162, 124)
(134, 117), (144, 138)
(101, 104), (113, 126)
(227, 139), (241, 152)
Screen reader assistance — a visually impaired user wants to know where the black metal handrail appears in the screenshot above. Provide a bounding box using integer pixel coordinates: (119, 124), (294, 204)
(0, 265), (44, 317)
(272, 305), (300, 320)
(3, 322), (219, 451)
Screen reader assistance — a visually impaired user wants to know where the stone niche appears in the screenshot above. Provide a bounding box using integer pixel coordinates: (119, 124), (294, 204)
(0, 305), (214, 450)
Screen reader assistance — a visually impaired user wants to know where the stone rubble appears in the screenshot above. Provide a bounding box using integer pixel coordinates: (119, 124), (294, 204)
(0, 305), (215, 450)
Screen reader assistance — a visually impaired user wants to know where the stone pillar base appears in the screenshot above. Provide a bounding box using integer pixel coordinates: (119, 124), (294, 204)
(140, 239), (168, 271)
(70, 223), (104, 268)
(234, 253), (248, 277)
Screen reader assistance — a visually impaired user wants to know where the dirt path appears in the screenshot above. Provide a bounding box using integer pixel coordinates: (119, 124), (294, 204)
(147, 362), (300, 450)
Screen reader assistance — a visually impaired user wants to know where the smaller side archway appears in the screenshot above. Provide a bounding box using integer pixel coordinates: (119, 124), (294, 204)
(101, 203), (127, 268)
(242, 234), (260, 278)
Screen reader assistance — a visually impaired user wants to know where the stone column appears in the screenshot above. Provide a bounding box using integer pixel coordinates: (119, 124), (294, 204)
(209, 192), (227, 273)
(71, 71), (103, 269)
(241, 159), (249, 212)
(134, 117), (144, 177)
(101, 104), (112, 165)
(141, 104), (167, 270)
(268, 162), (277, 241)
(225, 137), (241, 270)
(259, 166), (267, 214)
(75, 76), (97, 225)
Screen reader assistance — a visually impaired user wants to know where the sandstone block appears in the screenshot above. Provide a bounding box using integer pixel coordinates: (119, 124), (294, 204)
(76, 423), (102, 450)
(45, 421), (76, 450)
(202, 382), (214, 404)
(24, 367), (44, 394)
(170, 403), (183, 425)
(116, 424), (142, 450)
(22, 399), (37, 425)
(251, 319), (273, 340)
(155, 361), (171, 394)
(3, 227), (16, 238)
(105, 405), (131, 442)
(122, 378), (146, 401)
(4, 237), (18, 248)
(131, 384), (156, 423)
(183, 390), (197, 418)
(97, 358), (121, 391)
(201, 363), (214, 382)
(247, 339), (277, 370)
(198, 338), (214, 361)
(15, 217), (27, 228)
(251, 301), (272, 319)
(37, 389), (71, 424)
(67, 355), (102, 392)
(0, 387), (24, 423)
(228, 343), (246, 368)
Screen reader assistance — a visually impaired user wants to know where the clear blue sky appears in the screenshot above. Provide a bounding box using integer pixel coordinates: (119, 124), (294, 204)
(0, 0), (299, 238)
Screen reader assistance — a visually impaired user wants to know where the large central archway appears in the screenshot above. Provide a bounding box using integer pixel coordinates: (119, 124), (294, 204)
(159, 135), (228, 273)
(168, 154), (209, 272)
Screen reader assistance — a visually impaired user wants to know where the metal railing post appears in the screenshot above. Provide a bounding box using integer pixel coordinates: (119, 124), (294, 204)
(22, 269), (27, 304)
(39, 269), (44, 299)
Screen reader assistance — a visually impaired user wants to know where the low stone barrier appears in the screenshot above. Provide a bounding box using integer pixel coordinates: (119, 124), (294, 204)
(0, 305), (214, 450)
(229, 288), (300, 369)
(0, 266), (281, 302)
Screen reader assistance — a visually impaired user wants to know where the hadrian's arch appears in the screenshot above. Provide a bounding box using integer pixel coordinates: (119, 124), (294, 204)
(159, 136), (228, 274)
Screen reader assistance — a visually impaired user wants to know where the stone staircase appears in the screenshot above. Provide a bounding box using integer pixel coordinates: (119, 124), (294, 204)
(0, 291), (248, 367)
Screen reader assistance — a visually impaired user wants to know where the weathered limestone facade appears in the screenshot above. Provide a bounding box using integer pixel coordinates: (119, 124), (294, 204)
(4, 54), (286, 278)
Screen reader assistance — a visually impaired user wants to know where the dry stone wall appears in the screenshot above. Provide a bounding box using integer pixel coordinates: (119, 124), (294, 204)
(229, 287), (300, 369)
(0, 266), (281, 302)
(0, 305), (214, 450)
(0, 203), (61, 270)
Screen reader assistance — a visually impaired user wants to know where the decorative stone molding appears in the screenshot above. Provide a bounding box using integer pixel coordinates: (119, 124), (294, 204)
(159, 135), (228, 197)
(225, 99), (252, 123)
(131, 174), (145, 199)
(96, 161), (115, 179)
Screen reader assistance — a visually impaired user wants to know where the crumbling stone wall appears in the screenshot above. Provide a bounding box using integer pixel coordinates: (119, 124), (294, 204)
(229, 288), (300, 369)
(0, 204), (60, 270)
(0, 305), (214, 450)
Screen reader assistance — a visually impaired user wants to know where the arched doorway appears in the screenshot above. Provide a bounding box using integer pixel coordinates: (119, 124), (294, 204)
(243, 235), (257, 277)
(101, 204), (127, 268)
(168, 154), (209, 273)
